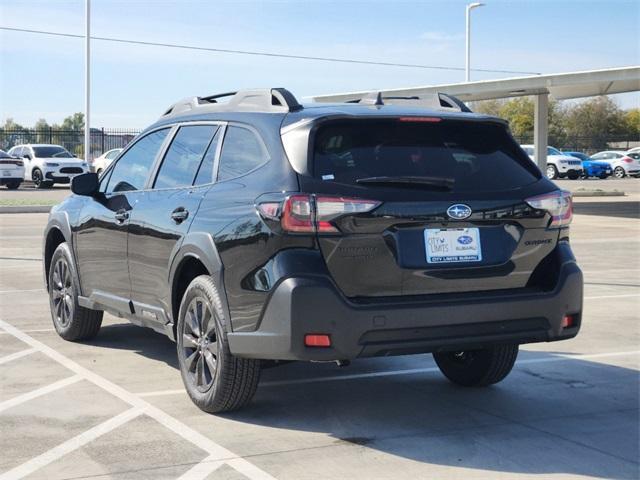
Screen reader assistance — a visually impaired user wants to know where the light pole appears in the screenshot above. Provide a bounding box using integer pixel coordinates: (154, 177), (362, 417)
(84, 0), (91, 162)
(465, 2), (484, 82)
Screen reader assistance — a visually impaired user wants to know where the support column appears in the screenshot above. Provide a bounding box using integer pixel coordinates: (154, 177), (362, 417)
(534, 93), (549, 173)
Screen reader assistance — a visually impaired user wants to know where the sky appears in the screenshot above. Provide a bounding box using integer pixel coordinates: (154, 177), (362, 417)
(1, 0), (639, 128)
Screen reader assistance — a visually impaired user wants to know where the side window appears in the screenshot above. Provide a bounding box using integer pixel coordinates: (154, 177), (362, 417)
(217, 126), (269, 181)
(105, 129), (169, 193)
(154, 125), (218, 189)
(106, 150), (119, 160)
(194, 128), (222, 186)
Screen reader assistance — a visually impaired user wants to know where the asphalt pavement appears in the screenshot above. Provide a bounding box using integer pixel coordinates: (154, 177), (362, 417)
(0, 190), (638, 479)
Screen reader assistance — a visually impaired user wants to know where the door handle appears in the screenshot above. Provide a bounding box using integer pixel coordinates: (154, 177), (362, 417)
(171, 207), (189, 223)
(114, 209), (129, 223)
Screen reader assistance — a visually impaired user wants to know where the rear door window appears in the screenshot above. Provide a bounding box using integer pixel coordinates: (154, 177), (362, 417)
(313, 119), (539, 192)
(153, 125), (219, 189)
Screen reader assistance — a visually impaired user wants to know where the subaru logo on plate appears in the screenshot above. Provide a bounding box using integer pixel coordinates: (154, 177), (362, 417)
(457, 235), (473, 245)
(447, 204), (472, 220)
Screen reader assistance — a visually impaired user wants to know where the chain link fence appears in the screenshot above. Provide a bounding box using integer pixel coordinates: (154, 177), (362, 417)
(0, 128), (141, 160)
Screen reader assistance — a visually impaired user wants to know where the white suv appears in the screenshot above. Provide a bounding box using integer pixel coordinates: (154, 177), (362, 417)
(7, 144), (89, 188)
(521, 145), (583, 180)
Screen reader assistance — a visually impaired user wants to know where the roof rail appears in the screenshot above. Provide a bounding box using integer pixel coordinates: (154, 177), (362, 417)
(161, 88), (303, 118)
(343, 91), (472, 113)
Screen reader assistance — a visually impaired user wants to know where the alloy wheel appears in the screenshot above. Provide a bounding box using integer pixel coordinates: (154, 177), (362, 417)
(546, 165), (556, 179)
(32, 169), (42, 187)
(614, 167), (625, 179)
(182, 297), (219, 393)
(51, 258), (73, 327)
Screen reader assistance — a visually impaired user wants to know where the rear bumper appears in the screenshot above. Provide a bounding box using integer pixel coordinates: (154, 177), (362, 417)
(227, 244), (583, 361)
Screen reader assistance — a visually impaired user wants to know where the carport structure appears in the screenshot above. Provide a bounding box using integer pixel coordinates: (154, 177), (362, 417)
(312, 66), (640, 170)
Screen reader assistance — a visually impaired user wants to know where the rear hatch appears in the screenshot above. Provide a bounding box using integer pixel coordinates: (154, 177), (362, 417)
(298, 117), (565, 298)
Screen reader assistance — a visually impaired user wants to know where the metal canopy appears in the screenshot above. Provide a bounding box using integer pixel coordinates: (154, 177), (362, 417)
(312, 66), (640, 172)
(312, 66), (640, 103)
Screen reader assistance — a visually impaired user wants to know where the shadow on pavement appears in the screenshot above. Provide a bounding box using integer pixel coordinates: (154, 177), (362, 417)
(89, 323), (638, 479)
(573, 201), (640, 219)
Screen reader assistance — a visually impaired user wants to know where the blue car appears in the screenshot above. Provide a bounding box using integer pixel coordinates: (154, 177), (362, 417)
(563, 151), (612, 178)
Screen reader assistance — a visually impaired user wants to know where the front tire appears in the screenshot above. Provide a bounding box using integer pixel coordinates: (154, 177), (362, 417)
(48, 243), (103, 341)
(546, 164), (558, 180)
(177, 275), (260, 413)
(434, 344), (518, 387)
(614, 166), (626, 179)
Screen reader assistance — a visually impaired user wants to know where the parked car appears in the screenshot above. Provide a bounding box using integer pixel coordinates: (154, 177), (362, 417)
(7, 144), (90, 188)
(590, 150), (640, 178)
(625, 147), (640, 161)
(91, 148), (122, 175)
(520, 145), (583, 180)
(0, 149), (25, 189)
(562, 151), (612, 179)
(43, 88), (583, 413)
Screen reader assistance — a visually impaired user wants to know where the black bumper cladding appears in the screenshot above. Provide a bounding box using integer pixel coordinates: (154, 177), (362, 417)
(227, 244), (583, 361)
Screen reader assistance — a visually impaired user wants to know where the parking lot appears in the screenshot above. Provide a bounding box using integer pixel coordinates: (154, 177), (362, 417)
(0, 181), (638, 479)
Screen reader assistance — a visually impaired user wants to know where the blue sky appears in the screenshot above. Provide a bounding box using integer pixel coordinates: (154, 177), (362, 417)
(1, 0), (638, 128)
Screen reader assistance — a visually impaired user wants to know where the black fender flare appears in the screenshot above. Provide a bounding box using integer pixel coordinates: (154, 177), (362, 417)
(42, 210), (79, 292)
(168, 232), (232, 336)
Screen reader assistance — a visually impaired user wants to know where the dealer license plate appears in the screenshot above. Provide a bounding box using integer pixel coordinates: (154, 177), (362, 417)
(424, 228), (482, 264)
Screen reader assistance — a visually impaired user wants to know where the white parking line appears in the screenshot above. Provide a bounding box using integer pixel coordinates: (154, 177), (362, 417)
(0, 289), (44, 294)
(176, 456), (224, 480)
(0, 407), (143, 480)
(584, 293), (639, 300)
(0, 328), (54, 335)
(0, 318), (277, 480)
(137, 350), (640, 395)
(0, 375), (82, 414)
(0, 348), (37, 365)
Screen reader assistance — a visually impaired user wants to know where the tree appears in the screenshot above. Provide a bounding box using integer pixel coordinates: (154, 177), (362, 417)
(1, 118), (25, 132)
(60, 112), (85, 131)
(624, 108), (640, 137)
(563, 96), (626, 151)
(34, 118), (51, 143)
(473, 99), (505, 117)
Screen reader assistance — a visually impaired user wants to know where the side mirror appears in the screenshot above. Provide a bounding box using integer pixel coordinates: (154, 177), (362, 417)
(71, 172), (99, 196)
(23, 155), (31, 160)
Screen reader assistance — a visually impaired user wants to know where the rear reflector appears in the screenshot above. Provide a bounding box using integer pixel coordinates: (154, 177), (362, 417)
(304, 334), (331, 347)
(525, 190), (572, 228)
(561, 314), (576, 328)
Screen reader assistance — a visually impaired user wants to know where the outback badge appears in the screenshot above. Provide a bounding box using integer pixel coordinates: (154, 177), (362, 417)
(447, 204), (472, 220)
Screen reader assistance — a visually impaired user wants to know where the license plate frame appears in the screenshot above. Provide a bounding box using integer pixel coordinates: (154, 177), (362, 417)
(424, 227), (482, 264)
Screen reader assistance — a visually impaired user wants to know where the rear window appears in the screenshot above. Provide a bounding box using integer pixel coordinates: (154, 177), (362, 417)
(313, 119), (539, 192)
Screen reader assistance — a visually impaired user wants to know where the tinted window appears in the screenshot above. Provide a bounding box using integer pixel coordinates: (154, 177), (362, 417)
(547, 147), (562, 156)
(106, 149), (120, 160)
(32, 146), (73, 158)
(154, 125), (218, 189)
(8, 147), (22, 157)
(106, 129), (169, 193)
(313, 119), (539, 192)
(218, 126), (269, 181)
(194, 129), (222, 186)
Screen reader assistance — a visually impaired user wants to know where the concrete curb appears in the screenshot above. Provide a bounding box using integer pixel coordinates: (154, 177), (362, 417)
(571, 190), (626, 197)
(0, 205), (53, 214)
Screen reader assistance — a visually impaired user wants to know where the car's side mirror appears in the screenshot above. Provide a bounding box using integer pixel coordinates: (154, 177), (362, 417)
(71, 172), (99, 196)
(23, 155), (30, 160)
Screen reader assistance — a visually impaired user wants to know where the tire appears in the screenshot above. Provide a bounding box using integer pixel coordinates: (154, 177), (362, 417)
(5, 180), (21, 190)
(97, 168), (103, 176)
(614, 166), (626, 179)
(567, 172), (580, 180)
(598, 173), (609, 179)
(433, 344), (519, 387)
(546, 164), (558, 180)
(177, 275), (261, 413)
(32, 168), (45, 188)
(48, 242), (103, 341)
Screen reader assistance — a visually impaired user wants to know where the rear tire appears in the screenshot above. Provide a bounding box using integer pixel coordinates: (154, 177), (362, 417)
(598, 173), (609, 179)
(546, 164), (558, 180)
(177, 275), (261, 413)
(48, 243), (103, 341)
(434, 344), (518, 387)
(5, 180), (21, 190)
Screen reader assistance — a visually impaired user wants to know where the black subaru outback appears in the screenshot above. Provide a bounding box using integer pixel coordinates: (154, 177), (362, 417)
(43, 88), (582, 413)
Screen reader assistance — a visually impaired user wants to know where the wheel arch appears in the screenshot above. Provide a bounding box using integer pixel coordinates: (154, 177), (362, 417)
(43, 213), (74, 292)
(168, 232), (230, 340)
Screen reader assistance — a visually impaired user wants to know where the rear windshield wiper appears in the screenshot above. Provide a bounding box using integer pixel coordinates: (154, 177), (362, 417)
(355, 176), (454, 190)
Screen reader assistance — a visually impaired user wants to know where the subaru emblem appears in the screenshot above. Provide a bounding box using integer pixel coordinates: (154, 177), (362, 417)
(447, 204), (472, 220)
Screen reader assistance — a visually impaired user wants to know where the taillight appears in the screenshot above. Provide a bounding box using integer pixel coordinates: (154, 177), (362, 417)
(622, 156), (633, 163)
(525, 190), (572, 228)
(257, 194), (381, 234)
